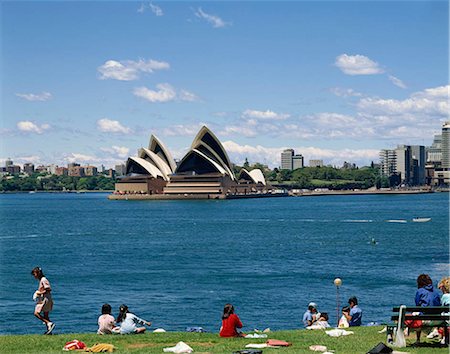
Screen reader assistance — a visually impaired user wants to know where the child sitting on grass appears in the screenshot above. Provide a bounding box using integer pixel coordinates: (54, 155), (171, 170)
(97, 303), (117, 335)
(116, 304), (151, 334)
(306, 312), (331, 329)
(219, 303), (244, 337)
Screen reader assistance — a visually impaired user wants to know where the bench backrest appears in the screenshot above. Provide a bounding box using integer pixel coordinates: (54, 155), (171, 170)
(392, 306), (449, 314)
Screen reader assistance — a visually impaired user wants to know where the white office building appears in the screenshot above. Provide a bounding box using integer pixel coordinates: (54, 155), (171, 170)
(281, 149), (294, 170)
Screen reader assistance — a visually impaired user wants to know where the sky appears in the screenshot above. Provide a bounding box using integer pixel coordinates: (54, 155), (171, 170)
(1, 0), (448, 168)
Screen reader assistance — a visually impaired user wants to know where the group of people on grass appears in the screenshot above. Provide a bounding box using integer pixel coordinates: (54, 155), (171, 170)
(302, 296), (362, 329)
(31, 266), (449, 341)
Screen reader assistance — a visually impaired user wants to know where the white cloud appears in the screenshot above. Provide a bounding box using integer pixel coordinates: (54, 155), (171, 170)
(138, 2), (163, 15)
(64, 153), (98, 164)
(16, 92), (52, 101)
(98, 58), (169, 81)
(97, 118), (132, 134)
(137, 3), (145, 13)
(222, 140), (379, 168)
(221, 125), (258, 137)
(149, 2), (163, 16)
(100, 146), (130, 159)
(357, 85), (449, 117)
(161, 124), (204, 137)
(330, 87), (363, 97)
(335, 54), (384, 75)
(134, 84), (199, 103)
(194, 7), (229, 28)
(388, 75), (407, 89)
(134, 84), (177, 103)
(17, 121), (51, 134)
(179, 89), (199, 102)
(242, 109), (290, 120)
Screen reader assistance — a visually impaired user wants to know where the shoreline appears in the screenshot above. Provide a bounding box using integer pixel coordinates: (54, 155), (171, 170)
(107, 188), (436, 200)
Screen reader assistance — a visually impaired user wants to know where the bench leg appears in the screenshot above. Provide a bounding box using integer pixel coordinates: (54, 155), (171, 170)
(445, 325), (449, 346)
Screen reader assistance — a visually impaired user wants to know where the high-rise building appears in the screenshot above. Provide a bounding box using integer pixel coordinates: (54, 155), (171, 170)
(309, 160), (323, 167)
(292, 154), (304, 170)
(6, 165), (21, 174)
(84, 166), (98, 176)
(379, 149), (397, 177)
(410, 145), (425, 185)
(442, 121), (450, 170)
(280, 149), (294, 170)
(67, 162), (80, 168)
(115, 164), (126, 176)
(48, 164), (57, 175)
(395, 145), (412, 184)
(55, 167), (68, 176)
(23, 163), (35, 174)
(426, 134), (442, 164)
(68, 166), (85, 177)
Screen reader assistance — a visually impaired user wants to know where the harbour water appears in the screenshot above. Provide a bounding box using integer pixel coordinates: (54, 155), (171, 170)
(0, 192), (448, 334)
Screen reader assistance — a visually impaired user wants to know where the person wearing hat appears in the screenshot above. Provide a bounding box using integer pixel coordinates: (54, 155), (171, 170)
(302, 302), (320, 327)
(343, 296), (362, 326)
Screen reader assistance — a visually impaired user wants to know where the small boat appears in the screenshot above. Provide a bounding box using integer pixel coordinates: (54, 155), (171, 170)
(386, 219), (407, 223)
(412, 217), (431, 223)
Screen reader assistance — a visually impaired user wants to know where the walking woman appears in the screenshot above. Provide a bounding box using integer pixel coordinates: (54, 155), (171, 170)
(31, 267), (55, 334)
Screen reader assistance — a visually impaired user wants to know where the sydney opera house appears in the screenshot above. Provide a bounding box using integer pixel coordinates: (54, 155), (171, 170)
(110, 126), (270, 199)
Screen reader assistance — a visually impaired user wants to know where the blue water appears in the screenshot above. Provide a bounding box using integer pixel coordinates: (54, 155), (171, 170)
(0, 192), (448, 335)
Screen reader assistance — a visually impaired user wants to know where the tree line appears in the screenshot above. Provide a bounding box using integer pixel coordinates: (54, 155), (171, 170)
(234, 160), (389, 190)
(0, 174), (116, 192)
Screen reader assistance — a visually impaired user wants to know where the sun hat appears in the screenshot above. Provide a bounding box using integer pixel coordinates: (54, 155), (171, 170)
(308, 302), (317, 309)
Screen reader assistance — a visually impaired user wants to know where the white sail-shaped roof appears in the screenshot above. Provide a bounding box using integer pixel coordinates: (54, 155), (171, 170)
(190, 126), (234, 177)
(249, 169), (266, 186)
(148, 135), (176, 173)
(176, 149), (227, 175)
(139, 148), (172, 180)
(193, 141), (236, 180)
(239, 168), (266, 185)
(126, 157), (165, 179)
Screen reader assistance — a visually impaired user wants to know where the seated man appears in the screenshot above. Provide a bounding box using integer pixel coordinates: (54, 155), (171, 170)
(343, 296), (362, 326)
(303, 302), (320, 327)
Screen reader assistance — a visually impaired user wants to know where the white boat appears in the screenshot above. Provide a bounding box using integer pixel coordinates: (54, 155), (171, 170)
(412, 217), (431, 223)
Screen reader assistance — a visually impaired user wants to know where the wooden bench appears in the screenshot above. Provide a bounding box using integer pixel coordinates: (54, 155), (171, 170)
(389, 306), (450, 345)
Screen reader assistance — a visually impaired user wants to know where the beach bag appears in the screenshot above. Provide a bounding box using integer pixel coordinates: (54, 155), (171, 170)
(393, 305), (406, 348)
(366, 342), (393, 354)
(63, 340), (87, 351)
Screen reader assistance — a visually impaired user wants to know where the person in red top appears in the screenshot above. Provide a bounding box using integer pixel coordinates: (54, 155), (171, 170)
(219, 303), (244, 337)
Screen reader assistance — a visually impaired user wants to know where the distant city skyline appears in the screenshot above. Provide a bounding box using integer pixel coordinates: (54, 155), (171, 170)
(1, 1), (448, 168)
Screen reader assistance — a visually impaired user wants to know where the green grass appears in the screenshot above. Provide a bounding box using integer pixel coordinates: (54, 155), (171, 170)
(0, 327), (447, 353)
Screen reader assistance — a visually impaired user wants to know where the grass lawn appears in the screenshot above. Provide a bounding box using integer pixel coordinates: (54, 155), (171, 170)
(0, 327), (447, 353)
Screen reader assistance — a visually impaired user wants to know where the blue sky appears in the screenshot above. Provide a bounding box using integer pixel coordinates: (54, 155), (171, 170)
(1, 1), (448, 168)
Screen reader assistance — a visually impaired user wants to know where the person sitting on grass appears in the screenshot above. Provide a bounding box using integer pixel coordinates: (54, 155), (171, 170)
(303, 302), (320, 327)
(306, 312), (331, 329)
(97, 303), (117, 334)
(338, 306), (350, 328)
(116, 304), (151, 334)
(343, 296), (362, 326)
(219, 303), (244, 337)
